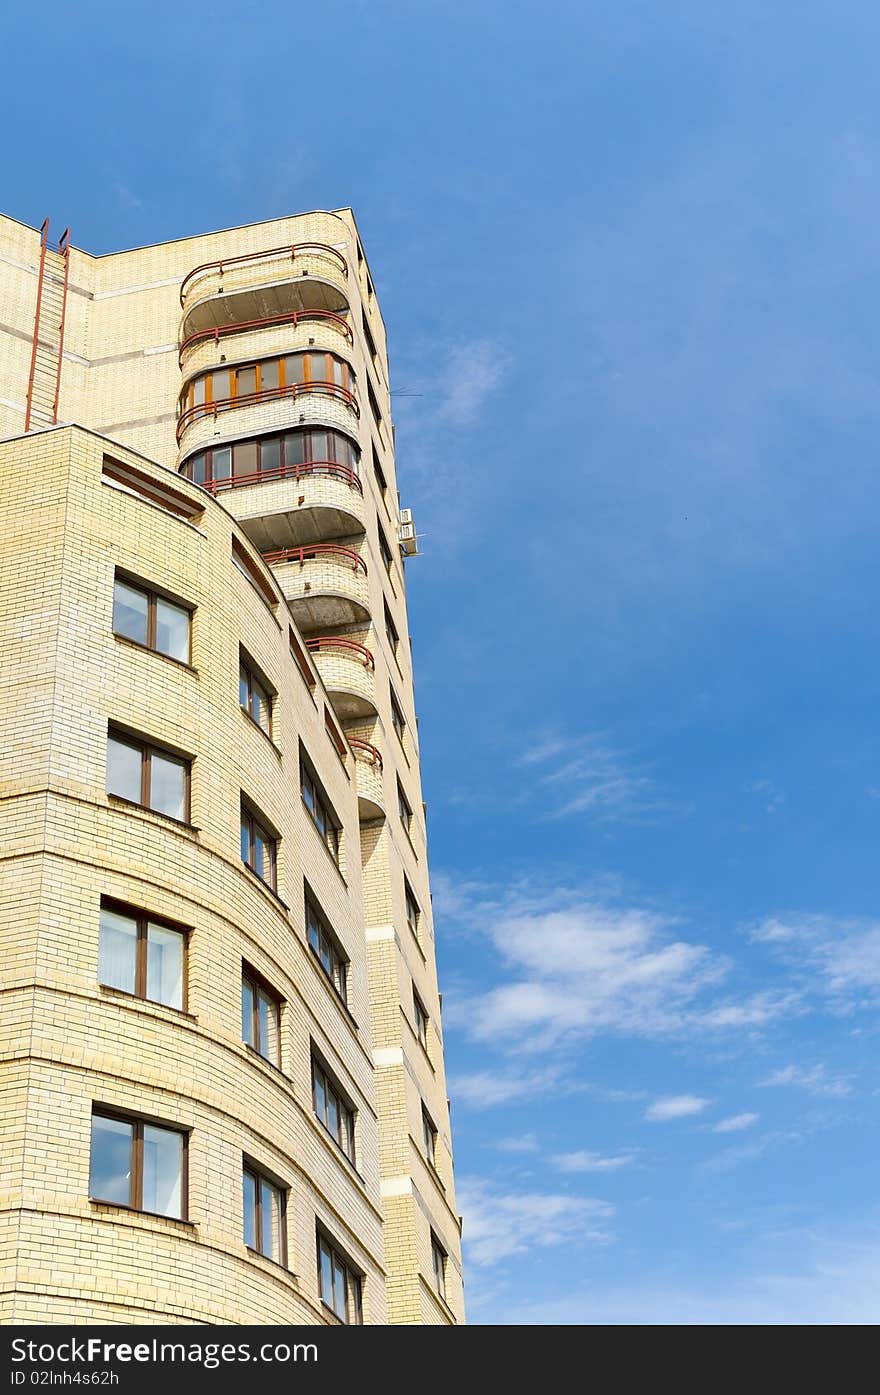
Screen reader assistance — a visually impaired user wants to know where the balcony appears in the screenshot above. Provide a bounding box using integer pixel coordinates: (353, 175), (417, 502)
(180, 243), (349, 340)
(349, 738), (384, 821)
(176, 380), (359, 448)
(263, 543), (369, 631)
(193, 461), (366, 550)
(178, 308), (353, 371)
(306, 636), (377, 720)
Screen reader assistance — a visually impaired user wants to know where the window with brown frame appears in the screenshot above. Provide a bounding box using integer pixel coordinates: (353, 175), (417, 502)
(362, 312), (379, 368)
(413, 988), (429, 1052)
(89, 1108), (187, 1220)
(231, 538), (278, 610)
(317, 1228), (363, 1324)
(113, 574), (192, 664)
(367, 379), (381, 431)
(404, 879), (421, 943)
(390, 688), (406, 747)
(397, 779), (413, 835)
(300, 749), (341, 863)
(243, 1162), (286, 1264)
(378, 524), (394, 576)
(103, 456), (203, 520)
(98, 900), (186, 1010)
(305, 893), (348, 1003)
(311, 1049), (356, 1164)
(422, 1106), (438, 1169)
(181, 352), (356, 419)
(239, 654), (273, 736)
(324, 705), (347, 764)
(181, 427), (360, 489)
(372, 443), (388, 498)
(240, 801), (278, 891)
(289, 627), (317, 694)
(383, 598), (399, 658)
(431, 1233), (447, 1301)
(242, 966), (282, 1066)
(106, 728), (190, 824)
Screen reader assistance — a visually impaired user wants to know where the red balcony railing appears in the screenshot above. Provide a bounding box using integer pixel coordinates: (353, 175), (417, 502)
(189, 460), (362, 496)
(177, 380), (359, 442)
(262, 543), (367, 575)
(180, 242), (348, 307)
(178, 308), (352, 366)
(306, 636), (375, 670)
(349, 738), (383, 770)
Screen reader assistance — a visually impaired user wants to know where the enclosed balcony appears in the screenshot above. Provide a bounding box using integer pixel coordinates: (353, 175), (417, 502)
(263, 543), (369, 631)
(306, 636), (377, 720)
(348, 738), (384, 821)
(179, 242), (349, 341)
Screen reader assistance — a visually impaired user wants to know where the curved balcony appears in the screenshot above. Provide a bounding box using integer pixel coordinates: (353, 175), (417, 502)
(180, 243), (349, 340)
(178, 308), (353, 370)
(193, 460), (366, 551)
(177, 380), (358, 446)
(306, 636), (377, 720)
(349, 738), (384, 821)
(263, 543), (370, 631)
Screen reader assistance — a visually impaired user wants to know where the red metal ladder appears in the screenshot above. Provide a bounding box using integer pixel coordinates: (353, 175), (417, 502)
(24, 218), (72, 431)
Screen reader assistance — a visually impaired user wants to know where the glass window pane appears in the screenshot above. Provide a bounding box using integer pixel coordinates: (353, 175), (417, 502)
(260, 437), (280, 474)
(308, 353), (327, 384)
(188, 453), (206, 485)
(146, 922), (183, 1009)
(332, 1255), (347, 1319)
(253, 826), (269, 881)
(239, 663), (249, 710)
(283, 432), (305, 466)
(319, 1239), (334, 1307)
(236, 366), (256, 397)
(90, 1114), (133, 1205)
(242, 977), (255, 1046)
(257, 990), (272, 1060)
(142, 1124), (183, 1218)
(113, 580), (149, 646)
(155, 597), (189, 662)
(98, 906), (137, 995)
(327, 1091), (340, 1143)
(192, 377), (206, 406)
(211, 369), (230, 403)
(261, 359), (279, 391)
(211, 446), (232, 482)
(234, 440), (258, 478)
(307, 917), (320, 957)
(150, 751), (186, 821)
(243, 1171), (257, 1249)
(310, 431), (327, 463)
(240, 816), (250, 866)
(260, 1179), (282, 1261)
(283, 354), (303, 386)
(107, 735), (142, 803)
(254, 680), (270, 732)
(313, 1068), (326, 1124)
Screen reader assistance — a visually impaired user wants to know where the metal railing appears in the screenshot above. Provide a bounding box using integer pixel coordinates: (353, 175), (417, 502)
(180, 242), (348, 307)
(178, 308), (352, 366)
(349, 738), (383, 770)
(262, 543), (367, 575)
(306, 636), (375, 670)
(188, 459), (363, 496)
(177, 379), (359, 442)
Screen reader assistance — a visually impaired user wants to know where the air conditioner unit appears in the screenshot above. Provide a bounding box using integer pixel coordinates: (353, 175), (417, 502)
(399, 508), (414, 526)
(399, 521), (419, 556)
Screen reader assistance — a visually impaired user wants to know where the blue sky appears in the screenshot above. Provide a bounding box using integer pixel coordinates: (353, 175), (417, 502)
(5, 0), (880, 1324)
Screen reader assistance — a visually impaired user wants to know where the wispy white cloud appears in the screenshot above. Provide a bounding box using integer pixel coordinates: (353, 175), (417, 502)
(458, 1177), (615, 1266)
(750, 914), (880, 1009)
(714, 1112), (760, 1133)
(758, 1064), (852, 1097)
(645, 1094), (710, 1122)
(433, 337), (510, 426)
(450, 1066), (575, 1109)
(552, 1150), (636, 1173)
(521, 730), (678, 824)
(496, 1133), (541, 1154)
(745, 779), (786, 815)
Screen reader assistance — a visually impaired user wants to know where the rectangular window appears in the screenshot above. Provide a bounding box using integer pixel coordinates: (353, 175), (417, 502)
(305, 895), (348, 1003)
(98, 900), (185, 1010)
(367, 378), (382, 431)
(413, 989), (429, 1051)
(431, 1234), (447, 1301)
(240, 803), (278, 891)
(404, 879), (421, 942)
(300, 751), (341, 863)
(318, 1230), (363, 1324)
(312, 1051), (356, 1164)
(242, 1164), (286, 1264)
(378, 525), (393, 576)
(89, 1109), (186, 1220)
(232, 537), (278, 610)
(390, 689), (406, 747)
(103, 456), (203, 521)
(239, 655), (273, 735)
(289, 627), (316, 693)
(324, 705), (347, 764)
(422, 1107), (438, 1169)
(113, 575), (191, 664)
(362, 313), (379, 367)
(106, 729), (190, 823)
(242, 966), (282, 1066)
(384, 599), (399, 658)
(398, 780), (413, 835)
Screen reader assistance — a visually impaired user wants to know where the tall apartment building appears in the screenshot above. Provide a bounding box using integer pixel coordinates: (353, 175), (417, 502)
(0, 210), (463, 1325)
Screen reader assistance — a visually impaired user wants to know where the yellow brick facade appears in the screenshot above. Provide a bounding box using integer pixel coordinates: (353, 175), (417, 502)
(0, 209), (463, 1324)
